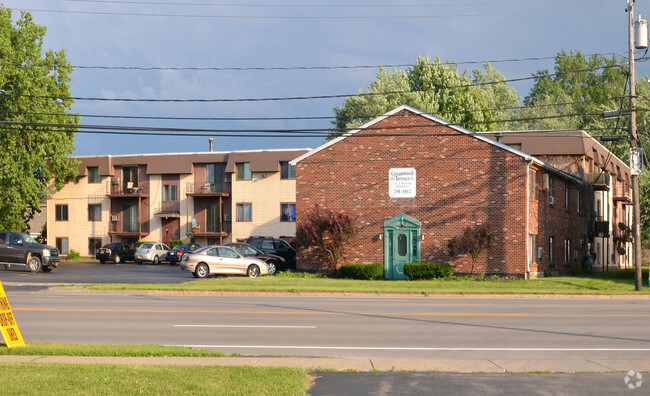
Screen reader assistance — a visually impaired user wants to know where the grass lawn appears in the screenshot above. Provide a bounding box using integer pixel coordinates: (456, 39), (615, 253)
(0, 363), (310, 396)
(79, 267), (650, 295)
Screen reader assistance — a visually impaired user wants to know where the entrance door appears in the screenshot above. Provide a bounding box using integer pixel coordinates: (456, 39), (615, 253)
(161, 218), (180, 246)
(383, 213), (421, 280)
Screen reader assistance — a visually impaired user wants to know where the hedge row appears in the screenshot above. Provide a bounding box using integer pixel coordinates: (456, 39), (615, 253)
(404, 262), (455, 280)
(338, 263), (384, 280)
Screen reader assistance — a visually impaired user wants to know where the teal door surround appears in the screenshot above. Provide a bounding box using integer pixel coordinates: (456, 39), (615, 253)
(383, 213), (421, 280)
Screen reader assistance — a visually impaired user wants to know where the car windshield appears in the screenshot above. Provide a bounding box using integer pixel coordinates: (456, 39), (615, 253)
(22, 234), (39, 244)
(140, 243), (154, 249)
(175, 244), (190, 250)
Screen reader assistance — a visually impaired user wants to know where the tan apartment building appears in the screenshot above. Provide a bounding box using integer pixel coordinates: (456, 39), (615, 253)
(47, 148), (309, 257)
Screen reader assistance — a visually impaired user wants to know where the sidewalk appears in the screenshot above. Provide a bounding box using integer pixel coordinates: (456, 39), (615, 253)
(1, 355), (649, 373)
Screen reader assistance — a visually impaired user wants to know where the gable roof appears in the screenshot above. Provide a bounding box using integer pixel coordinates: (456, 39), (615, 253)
(290, 105), (537, 165)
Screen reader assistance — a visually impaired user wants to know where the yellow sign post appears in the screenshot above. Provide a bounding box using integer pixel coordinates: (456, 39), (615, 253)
(0, 280), (25, 348)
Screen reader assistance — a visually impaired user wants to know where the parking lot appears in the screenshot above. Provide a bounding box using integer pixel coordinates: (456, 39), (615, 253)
(0, 260), (193, 286)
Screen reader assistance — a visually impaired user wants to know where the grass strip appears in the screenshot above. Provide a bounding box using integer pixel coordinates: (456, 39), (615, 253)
(0, 363), (309, 396)
(0, 342), (225, 357)
(81, 267), (650, 295)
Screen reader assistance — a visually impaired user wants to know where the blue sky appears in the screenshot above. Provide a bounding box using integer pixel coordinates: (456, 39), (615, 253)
(4, 1), (649, 156)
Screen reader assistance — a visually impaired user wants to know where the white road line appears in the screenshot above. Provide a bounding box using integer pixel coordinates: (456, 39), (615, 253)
(174, 325), (316, 329)
(178, 345), (650, 351)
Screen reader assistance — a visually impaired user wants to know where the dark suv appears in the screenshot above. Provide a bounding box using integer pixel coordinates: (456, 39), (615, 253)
(225, 242), (287, 275)
(0, 231), (60, 272)
(244, 236), (296, 269)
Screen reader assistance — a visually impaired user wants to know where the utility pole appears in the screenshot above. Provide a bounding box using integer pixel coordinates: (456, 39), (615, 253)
(627, 1), (643, 291)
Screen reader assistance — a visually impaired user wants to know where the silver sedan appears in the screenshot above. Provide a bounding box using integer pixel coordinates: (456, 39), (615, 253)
(180, 245), (270, 278)
(135, 242), (170, 265)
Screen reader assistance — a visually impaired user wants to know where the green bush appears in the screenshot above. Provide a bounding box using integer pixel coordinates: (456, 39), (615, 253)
(404, 262), (454, 280)
(65, 249), (81, 260)
(168, 240), (185, 249)
(339, 263), (384, 280)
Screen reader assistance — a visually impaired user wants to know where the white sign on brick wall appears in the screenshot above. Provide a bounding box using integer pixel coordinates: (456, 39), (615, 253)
(389, 168), (416, 198)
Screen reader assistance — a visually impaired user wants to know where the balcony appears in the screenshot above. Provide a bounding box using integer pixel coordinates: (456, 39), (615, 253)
(186, 182), (230, 197)
(613, 182), (632, 203)
(187, 220), (232, 237)
(154, 201), (181, 218)
(108, 221), (150, 237)
(587, 173), (610, 191)
(107, 181), (150, 198)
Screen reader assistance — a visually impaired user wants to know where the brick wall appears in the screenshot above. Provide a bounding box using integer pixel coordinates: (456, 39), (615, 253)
(296, 109), (536, 275)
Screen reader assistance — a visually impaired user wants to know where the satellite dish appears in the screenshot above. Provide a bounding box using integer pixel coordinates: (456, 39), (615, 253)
(617, 246), (626, 255)
(618, 222), (627, 231)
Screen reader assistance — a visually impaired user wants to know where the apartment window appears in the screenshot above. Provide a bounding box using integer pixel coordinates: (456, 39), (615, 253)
(206, 163), (225, 192)
(236, 162), (251, 180)
(529, 169), (537, 200)
(206, 204), (218, 232)
(549, 237), (554, 266)
(281, 162), (296, 179)
(55, 204), (68, 221)
(528, 234), (537, 264)
(88, 167), (101, 183)
(163, 184), (178, 201)
(577, 189), (582, 213)
(565, 186), (570, 211)
(281, 203), (296, 222)
(88, 204), (101, 221)
(548, 176), (555, 205)
(56, 237), (69, 255)
(236, 203), (252, 222)
(564, 239), (571, 265)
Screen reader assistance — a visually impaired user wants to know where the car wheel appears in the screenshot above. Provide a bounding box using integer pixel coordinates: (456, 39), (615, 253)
(4, 264), (10, 269)
(114, 254), (121, 264)
(99, 260), (106, 264)
(27, 255), (42, 273)
(266, 261), (277, 275)
(247, 264), (260, 278)
(42, 267), (53, 273)
(194, 263), (209, 279)
(152, 255), (160, 265)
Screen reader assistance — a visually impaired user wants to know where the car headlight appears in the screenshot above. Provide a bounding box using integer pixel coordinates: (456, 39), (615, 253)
(43, 249), (51, 257)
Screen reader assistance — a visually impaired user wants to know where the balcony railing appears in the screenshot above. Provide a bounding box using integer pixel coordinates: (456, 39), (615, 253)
(109, 221), (150, 234)
(155, 201), (181, 215)
(587, 173), (610, 191)
(613, 182), (632, 202)
(188, 220), (232, 235)
(108, 181), (150, 196)
(186, 182), (231, 196)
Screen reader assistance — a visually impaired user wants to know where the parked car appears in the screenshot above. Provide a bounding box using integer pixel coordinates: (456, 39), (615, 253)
(135, 243), (170, 265)
(167, 243), (201, 265)
(245, 236), (296, 268)
(96, 243), (134, 264)
(225, 242), (287, 275)
(180, 245), (270, 278)
(0, 231), (60, 272)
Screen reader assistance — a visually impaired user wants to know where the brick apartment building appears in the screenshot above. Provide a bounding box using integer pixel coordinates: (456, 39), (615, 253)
(47, 148), (309, 257)
(291, 105), (632, 278)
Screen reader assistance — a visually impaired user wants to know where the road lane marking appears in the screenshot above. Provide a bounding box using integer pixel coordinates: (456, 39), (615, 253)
(12, 308), (650, 317)
(174, 325), (316, 329)
(178, 345), (650, 351)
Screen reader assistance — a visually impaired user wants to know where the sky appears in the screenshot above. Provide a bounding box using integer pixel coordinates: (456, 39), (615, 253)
(3, 0), (650, 157)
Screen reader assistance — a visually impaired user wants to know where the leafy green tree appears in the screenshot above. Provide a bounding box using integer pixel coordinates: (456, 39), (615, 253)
(0, 6), (79, 231)
(331, 56), (519, 139)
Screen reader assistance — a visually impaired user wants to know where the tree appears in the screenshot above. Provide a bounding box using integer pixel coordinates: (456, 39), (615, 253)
(448, 225), (493, 275)
(330, 56), (519, 139)
(0, 6), (79, 231)
(295, 206), (357, 271)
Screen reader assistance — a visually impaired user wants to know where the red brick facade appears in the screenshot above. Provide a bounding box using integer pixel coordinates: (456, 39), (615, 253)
(294, 106), (586, 277)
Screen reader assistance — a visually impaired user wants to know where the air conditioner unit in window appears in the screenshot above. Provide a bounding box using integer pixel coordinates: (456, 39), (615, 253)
(537, 247), (544, 259)
(111, 215), (118, 222)
(549, 196), (555, 205)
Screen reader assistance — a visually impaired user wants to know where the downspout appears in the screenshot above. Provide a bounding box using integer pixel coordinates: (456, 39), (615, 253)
(526, 160), (531, 279)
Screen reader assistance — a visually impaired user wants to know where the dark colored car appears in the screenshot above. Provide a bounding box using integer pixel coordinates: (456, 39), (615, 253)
(244, 236), (296, 269)
(167, 243), (201, 265)
(225, 242), (287, 275)
(96, 243), (134, 264)
(0, 231), (60, 272)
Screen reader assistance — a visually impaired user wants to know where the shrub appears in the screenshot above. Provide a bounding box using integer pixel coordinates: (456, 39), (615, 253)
(66, 249), (81, 260)
(339, 263), (384, 280)
(404, 262), (455, 280)
(168, 240), (185, 249)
